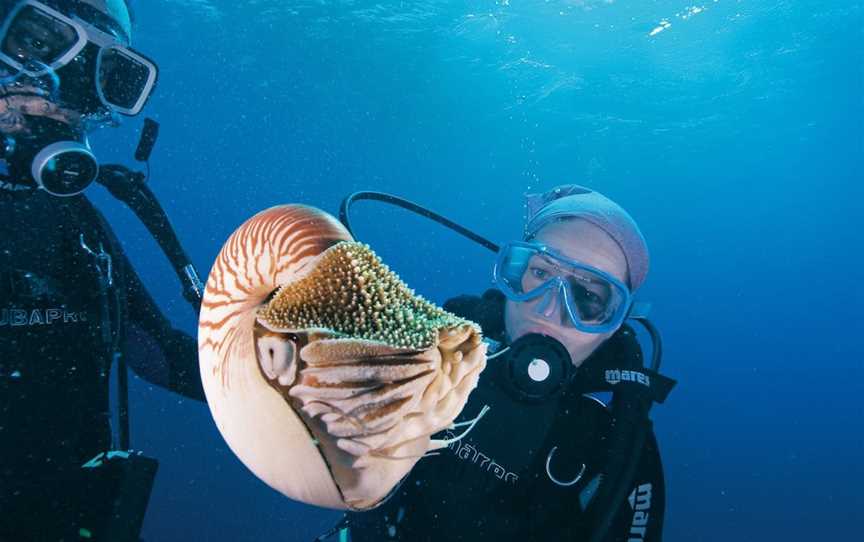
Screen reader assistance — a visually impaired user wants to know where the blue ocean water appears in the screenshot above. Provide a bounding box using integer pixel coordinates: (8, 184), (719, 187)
(86, 1), (862, 540)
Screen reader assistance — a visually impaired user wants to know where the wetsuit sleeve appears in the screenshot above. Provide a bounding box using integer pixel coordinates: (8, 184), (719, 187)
(602, 428), (666, 542)
(118, 250), (206, 402)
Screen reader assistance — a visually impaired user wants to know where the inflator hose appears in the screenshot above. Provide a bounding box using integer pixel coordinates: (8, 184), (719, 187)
(339, 191), (500, 252)
(586, 388), (653, 542)
(96, 164), (204, 311)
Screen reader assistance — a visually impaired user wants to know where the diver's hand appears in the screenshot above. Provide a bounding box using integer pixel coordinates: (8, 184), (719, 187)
(0, 84), (79, 134)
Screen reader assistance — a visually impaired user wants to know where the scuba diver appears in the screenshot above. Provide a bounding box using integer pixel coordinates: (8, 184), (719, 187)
(0, 1), (205, 540)
(330, 185), (675, 541)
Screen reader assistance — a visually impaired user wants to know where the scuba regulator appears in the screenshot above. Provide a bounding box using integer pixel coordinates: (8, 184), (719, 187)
(1, 116), (99, 196)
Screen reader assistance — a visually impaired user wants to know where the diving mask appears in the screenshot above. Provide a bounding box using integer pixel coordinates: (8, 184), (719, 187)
(493, 241), (632, 334)
(0, 0), (157, 115)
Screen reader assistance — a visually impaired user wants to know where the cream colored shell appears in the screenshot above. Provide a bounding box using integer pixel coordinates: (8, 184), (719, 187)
(198, 205), (486, 510)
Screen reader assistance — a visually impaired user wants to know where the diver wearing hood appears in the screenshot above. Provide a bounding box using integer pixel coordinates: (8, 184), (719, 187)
(0, 2), (202, 541)
(338, 185), (671, 541)
(0, 0), (155, 194)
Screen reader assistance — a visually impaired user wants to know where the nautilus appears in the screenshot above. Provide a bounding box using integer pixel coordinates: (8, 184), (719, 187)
(198, 205), (487, 510)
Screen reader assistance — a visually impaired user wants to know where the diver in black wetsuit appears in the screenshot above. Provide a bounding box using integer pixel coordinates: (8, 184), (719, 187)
(0, 2), (204, 541)
(339, 186), (671, 541)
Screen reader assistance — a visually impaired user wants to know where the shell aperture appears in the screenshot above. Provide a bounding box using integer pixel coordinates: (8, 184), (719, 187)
(198, 205), (487, 511)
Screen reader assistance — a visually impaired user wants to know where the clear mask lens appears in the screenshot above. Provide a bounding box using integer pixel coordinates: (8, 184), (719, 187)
(98, 47), (155, 113)
(1, 3), (156, 116)
(1, 5), (82, 73)
(561, 272), (623, 325)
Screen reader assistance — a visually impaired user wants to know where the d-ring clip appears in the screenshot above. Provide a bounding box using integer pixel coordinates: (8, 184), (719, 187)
(545, 446), (586, 487)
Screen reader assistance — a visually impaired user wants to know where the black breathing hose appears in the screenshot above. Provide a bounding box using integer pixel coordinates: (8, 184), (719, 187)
(586, 389), (653, 542)
(339, 191), (501, 252)
(630, 315), (663, 372)
(96, 165), (204, 312)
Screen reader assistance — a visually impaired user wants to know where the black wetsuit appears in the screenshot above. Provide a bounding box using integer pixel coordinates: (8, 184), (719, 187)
(0, 185), (205, 541)
(345, 290), (665, 542)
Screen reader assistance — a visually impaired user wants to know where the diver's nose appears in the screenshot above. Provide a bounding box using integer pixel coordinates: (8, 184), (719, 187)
(534, 287), (561, 321)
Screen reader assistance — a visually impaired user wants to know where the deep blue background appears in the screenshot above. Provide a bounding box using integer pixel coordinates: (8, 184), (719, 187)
(85, 1), (862, 540)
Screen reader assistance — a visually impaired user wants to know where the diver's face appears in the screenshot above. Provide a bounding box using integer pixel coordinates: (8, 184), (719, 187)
(504, 219), (629, 367)
(0, 5), (121, 136)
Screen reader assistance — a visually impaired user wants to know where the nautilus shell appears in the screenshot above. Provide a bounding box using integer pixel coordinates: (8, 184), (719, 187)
(198, 205), (486, 510)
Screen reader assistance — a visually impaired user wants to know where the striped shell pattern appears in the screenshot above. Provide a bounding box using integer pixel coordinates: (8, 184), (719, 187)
(198, 205), (486, 510)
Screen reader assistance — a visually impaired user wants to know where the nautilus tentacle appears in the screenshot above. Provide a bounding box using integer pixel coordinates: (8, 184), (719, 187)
(198, 205), (486, 510)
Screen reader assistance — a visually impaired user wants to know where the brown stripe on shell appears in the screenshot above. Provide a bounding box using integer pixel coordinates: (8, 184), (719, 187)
(199, 205), (352, 387)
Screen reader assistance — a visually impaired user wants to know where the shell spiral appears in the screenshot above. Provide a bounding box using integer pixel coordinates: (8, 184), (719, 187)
(198, 205), (353, 508)
(199, 205), (352, 384)
(197, 205), (487, 511)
